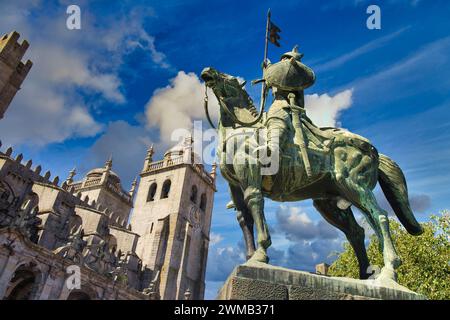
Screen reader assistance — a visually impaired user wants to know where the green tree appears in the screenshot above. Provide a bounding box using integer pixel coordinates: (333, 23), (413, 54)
(328, 211), (450, 300)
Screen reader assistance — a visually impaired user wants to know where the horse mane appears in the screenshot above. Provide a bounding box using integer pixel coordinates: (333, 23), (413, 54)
(223, 74), (260, 121)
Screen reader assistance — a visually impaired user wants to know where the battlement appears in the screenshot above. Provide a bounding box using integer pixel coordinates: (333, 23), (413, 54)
(0, 140), (57, 185)
(0, 31), (30, 66)
(8, 59), (33, 85)
(0, 140), (129, 228)
(0, 31), (33, 119)
(71, 176), (133, 205)
(142, 155), (216, 189)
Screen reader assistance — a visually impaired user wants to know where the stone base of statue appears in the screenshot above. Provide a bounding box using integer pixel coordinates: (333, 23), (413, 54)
(217, 262), (426, 300)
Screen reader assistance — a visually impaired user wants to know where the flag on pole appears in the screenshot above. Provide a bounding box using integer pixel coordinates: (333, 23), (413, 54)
(268, 21), (281, 47)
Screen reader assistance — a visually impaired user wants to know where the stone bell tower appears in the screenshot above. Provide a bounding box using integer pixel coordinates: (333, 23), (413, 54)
(0, 31), (33, 119)
(130, 137), (216, 300)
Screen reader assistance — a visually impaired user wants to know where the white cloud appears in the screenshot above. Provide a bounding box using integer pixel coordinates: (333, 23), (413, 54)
(144, 70), (352, 149)
(342, 36), (450, 105)
(276, 205), (339, 241)
(209, 232), (224, 246)
(85, 121), (154, 186)
(0, 79), (103, 146)
(206, 245), (245, 281)
(145, 71), (219, 145)
(314, 27), (410, 72)
(0, 2), (168, 146)
(305, 89), (353, 127)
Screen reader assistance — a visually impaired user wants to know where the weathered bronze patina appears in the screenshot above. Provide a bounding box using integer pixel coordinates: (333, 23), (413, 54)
(201, 46), (423, 286)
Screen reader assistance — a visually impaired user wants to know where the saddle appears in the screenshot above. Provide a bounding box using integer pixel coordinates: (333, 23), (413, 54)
(227, 97), (373, 165)
(300, 117), (373, 155)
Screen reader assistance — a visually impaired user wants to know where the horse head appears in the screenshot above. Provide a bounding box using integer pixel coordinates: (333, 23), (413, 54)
(201, 67), (262, 128)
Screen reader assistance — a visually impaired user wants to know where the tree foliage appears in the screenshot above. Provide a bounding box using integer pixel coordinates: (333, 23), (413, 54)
(328, 211), (450, 300)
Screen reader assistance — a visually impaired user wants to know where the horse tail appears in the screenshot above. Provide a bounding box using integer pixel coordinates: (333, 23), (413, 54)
(378, 154), (423, 235)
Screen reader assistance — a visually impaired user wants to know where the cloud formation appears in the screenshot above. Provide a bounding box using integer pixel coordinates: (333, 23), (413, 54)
(376, 191), (432, 215)
(206, 245), (245, 282)
(209, 232), (224, 246)
(314, 27), (410, 73)
(345, 36), (450, 105)
(0, 2), (168, 146)
(275, 205), (340, 241)
(145, 71), (220, 146)
(305, 89), (353, 128)
(144, 69), (352, 147)
(267, 204), (347, 272)
(84, 121), (154, 187)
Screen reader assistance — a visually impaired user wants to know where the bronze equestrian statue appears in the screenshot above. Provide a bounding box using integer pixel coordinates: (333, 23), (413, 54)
(201, 46), (423, 286)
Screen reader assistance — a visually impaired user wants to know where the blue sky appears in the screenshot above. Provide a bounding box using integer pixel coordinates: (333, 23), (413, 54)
(1, 0), (449, 299)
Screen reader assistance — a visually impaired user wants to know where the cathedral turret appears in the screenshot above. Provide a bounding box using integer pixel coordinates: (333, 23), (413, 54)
(70, 157), (133, 224)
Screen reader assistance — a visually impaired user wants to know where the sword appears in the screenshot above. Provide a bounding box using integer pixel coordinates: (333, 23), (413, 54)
(288, 93), (312, 178)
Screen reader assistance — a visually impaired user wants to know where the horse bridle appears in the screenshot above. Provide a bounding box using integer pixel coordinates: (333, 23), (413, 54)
(203, 82), (266, 129)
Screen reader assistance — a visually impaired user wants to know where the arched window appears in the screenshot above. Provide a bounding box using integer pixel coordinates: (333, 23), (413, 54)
(4, 263), (41, 300)
(5, 270), (36, 300)
(67, 290), (91, 300)
(161, 180), (171, 199)
(190, 185), (198, 203)
(200, 193), (207, 211)
(147, 183), (157, 202)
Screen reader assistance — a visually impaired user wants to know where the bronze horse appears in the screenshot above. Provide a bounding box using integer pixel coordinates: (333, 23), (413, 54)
(201, 67), (423, 285)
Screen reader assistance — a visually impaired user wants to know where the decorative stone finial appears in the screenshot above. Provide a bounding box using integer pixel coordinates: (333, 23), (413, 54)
(129, 176), (138, 197)
(184, 133), (194, 146)
(105, 154), (113, 170)
(66, 167), (76, 184)
(210, 162), (217, 180)
(146, 145), (155, 162)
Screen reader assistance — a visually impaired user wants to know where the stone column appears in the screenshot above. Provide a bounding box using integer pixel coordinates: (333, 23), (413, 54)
(58, 278), (71, 300)
(0, 255), (20, 298)
(38, 269), (64, 300)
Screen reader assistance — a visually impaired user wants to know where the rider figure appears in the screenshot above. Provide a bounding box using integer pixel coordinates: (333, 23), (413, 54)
(260, 46), (315, 165)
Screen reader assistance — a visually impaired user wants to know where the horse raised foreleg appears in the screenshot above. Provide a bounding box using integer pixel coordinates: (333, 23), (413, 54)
(244, 186), (271, 263)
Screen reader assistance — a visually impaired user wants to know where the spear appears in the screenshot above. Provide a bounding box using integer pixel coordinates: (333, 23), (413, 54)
(259, 9), (271, 111)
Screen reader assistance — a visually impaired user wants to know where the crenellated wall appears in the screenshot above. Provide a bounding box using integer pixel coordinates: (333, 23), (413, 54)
(0, 141), (145, 294)
(0, 31), (32, 119)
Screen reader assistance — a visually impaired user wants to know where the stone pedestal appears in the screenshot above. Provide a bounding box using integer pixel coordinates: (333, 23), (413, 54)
(217, 262), (426, 300)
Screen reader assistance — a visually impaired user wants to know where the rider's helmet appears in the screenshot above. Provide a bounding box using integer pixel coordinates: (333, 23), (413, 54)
(263, 45), (315, 91)
(280, 45), (304, 61)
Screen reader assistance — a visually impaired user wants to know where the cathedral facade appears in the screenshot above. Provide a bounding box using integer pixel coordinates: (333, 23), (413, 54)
(0, 31), (216, 300)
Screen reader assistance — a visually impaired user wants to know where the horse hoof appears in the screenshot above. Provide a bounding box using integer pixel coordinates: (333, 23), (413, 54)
(373, 267), (398, 287)
(247, 248), (269, 264)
